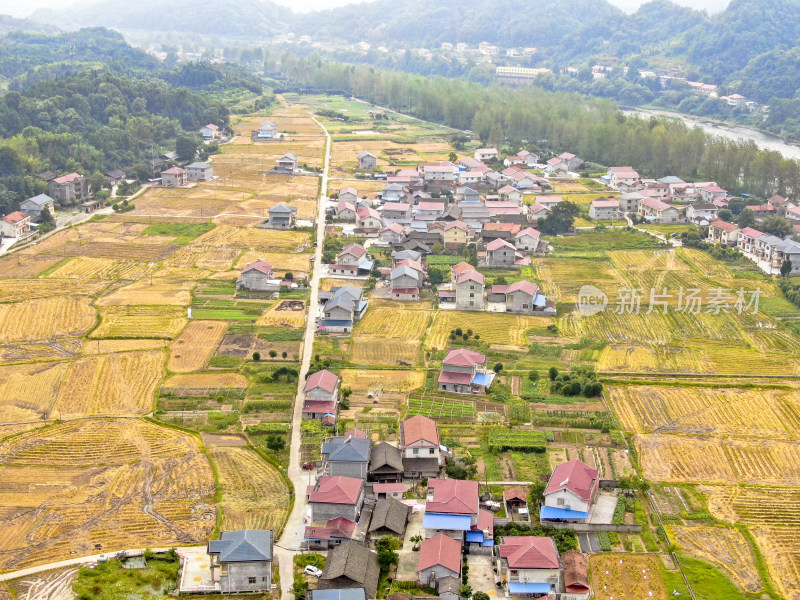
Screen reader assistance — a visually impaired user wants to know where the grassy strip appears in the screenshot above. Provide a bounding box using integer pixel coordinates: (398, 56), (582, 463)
(734, 524), (780, 599)
(672, 554), (753, 600)
(141, 222), (216, 245)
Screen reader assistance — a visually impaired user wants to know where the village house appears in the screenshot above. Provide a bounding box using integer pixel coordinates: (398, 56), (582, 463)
(486, 201), (524, 221)
(317, 542), (380, 600)
(455, 186), (481, 203)
(373, 482), (405, 500)
(268, 204), (298, 229)
(19, 194), (55, 220)
(438, 348), (494, 394)
(753, 234), (800, 274)
(308, 476), (366, 522)
(400, 415), (441, 478)
(304, 517), (357, 551)
(423, 478), (493, 546)
(485, 238), (517, 266)
(414, 201), (445, 221)
(208, 529), (273, 594)
(737, 227), (763, 256)
(391, 262), (424, 301)
(541, 459), (599, 523)
(442, 220), (469, 247)
(767, 194), (792, 215)
(256, 121), (278, 141)
(685, 202), (719, 225)
(588, 199), (620, 220)
(186, 161), (214, 182)
(379, 222), (407, 246)
(357, 207), (382, 231)
(558, 152), (583, 171)
(707, 220), (740, 245)
(504, 487), (531, 523)
(505, 280), (550, 314)
(515, 227), (543, 253)
(418, 534), (461, 588)
(528, 203), (550, 222)
(618, 191), (644, 213)
(788, 205), (800, 221)
(458, 171), (484, 185)
(497, 536), (561, 597)
(357, 151), (378, 170)
(454, 268), (485, 310)
(321, 436), (372, 479)
(105, 169), (126, 186)
(607, 167), (640, 189)
(637, 197), (682, 223)
(382, 202), (413, 224)
(319, 285), (367, 333)
(0, 211), (31, 239)
(161, 166), (186, 187)
(48, 173), (89, 204)
(562, 550), (591, 599)
(200, 123), (219, 139)
(482, 222), (521, 242)
(328, 244), (371, 277)
(474, 148), (499, 162)
(275, 154), (298, 174)
(504, 150), (539, 168)
(369, 497), (410, 539)
(368, 442), (404, 483)
(422, 162), (457, 182)
(747, 204), (776, 220)
(338, 187), (359, 204)
(302, 369), (340, 421)
(499, 185), (524, 203)
(235, 259), (278, 293)
(336, 202), (358, 221)
(697, 182), (727, 202)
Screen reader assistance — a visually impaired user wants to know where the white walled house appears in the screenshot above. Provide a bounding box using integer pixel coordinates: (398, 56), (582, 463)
(541, 459), (598, 522)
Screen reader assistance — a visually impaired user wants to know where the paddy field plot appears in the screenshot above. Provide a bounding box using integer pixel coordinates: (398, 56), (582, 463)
(0, 278), (106, 302)
(235, 250), (312, 274)
(0, 362), (68, 424)
(45, 257), (159, 280)
(0, 296), (96, 343)
(340, 369), (426, 392)
(0, 419), (215, 570)
(161, 372), (248, 391)
(0, 254), (65, 278)
(91, 306), (187, 339)
(351, 338), (421, 366)
(80, 339), (168, 354)
(256, 300), (306, 328)
(354, 306), (432, 339)
(53, 350), (165, 418)
(208, 446), (291, 533)
(589, 554), (667, 600)
(96, 279), (195, 306)
(608, 385), (800, 438)
(426, 310), (548, 349)
(322, 278), (365, 291)
(168, 321), (228, 372)
(669, 526), (761, 593)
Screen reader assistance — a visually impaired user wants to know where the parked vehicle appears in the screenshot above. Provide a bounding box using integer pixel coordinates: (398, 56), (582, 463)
(304, 565), (323, 577)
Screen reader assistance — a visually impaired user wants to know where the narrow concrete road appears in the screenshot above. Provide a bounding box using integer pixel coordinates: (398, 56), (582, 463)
(274, 116), (331, 598)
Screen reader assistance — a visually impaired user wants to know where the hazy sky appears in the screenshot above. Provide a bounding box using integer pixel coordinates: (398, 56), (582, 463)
(0, 0), (732, 18)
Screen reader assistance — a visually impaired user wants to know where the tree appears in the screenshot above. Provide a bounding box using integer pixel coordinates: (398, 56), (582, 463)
(528, 370), (540, 382)
(717, 208), (733, 222)
(782, 258), (793, 277)
(176, 133), (202, 161)
(375, 535), (400, 572)
(762, 215), (794, 237)
(267, 434), (285, 451)
(448, 151), (458, 162)
(285, 272), (294, 280)
(539, 201), (580, 235)
(737, 208), (755, 228)
(494, 363), (504, 373)
(459, 585), (473, 598)
(428, 266), (445, 284)
(473, 593), (490, 600)
(38, 206), (56, 233)
(252, 351), (261, 361)
(269, 349), (278, 358)
(282, 351), (288, 359)
(89, 171), (107, 193)
(548, 367), (559, 380)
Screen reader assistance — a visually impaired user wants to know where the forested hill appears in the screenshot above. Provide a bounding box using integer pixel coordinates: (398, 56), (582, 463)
(294, 0), (622, 48)
(30, 0), (291, 37)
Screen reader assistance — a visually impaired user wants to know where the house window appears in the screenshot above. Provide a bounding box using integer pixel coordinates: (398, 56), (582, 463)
(263, 577), (267, 582)
(249, 577), (257, 584)
(557, 498), (565, 507)
(413, 448), (419, 455)
(470, 293), (474, 298)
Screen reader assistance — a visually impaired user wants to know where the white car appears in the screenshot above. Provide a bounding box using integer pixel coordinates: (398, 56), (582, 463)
(304, 565), (323, 577)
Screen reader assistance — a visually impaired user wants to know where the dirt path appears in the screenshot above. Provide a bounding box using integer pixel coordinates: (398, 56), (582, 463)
(13, 568), (78, 600)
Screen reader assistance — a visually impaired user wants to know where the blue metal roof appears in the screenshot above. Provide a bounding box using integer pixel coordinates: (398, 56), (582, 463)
(422, 513), (472, 531)
(472, 373), (494, 386)
(539, 506), (589, 520)
(481, 539), (495, 547)
(465, 531), (485, 543)
(310, 589), (366, 600)
(319, 320), (353, 327)
(533, 294), (547, 307)
(508, 582), (551, 594)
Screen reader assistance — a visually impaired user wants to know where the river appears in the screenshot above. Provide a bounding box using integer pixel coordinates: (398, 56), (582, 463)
(621, 107), (800, 160)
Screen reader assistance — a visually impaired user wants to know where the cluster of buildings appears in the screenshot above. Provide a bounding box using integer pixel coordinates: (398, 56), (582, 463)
(160, 161), (215, 187)
(708, 216), (800, 275)
(438, 261), (555, 315)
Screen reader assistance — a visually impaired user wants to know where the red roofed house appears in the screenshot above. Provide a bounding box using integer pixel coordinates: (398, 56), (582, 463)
(357, 207), (382, 230)
(307, 476), (365, 522)
(48, 172), (89, 204)
(485, 238), (517, 266)
(303, 517), (357, 550)
(329, 244), (369, 277)
(455, 268), (485, 310)
(747, 204), (776, 219)
(0, 211), (31, 239)
(482, 222), (521, 242)
(499, 185), (524, 203)
(438, 348), (494, 394)
(400, 415), (441, 478)
(637, 197), (682, 223)
(562, 550), (591, 599)
(506, 280), (547, 315)
(379, 222), (408, 246)
(474, 148), (499, 162)
(498, 536), (561, 597)
(707, 219), (740, 246)
(442, 220), (469, 247)
(336, 201), (357, 221)
(424, 478), (480, 539)
(607, 167), (640, 189)
(737, 227), (764, 255)
(541, 459), (598, 522)
(515, 227), (543, 253)
(236, 259), (277, 292)
(418, 534), (462, 588)
(588, 199), (620, 220)
(161, 166), (186, 187)
(302, 369), (340, 421)
(200, 123), (219, 139)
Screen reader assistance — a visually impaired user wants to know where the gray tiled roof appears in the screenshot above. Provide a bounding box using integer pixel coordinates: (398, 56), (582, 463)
(369, 442), (403, 472)
(208, 529), (273, 563)
(319, 541), (380, 599)
(322, 437), (372, 463)
(368, 497), (409, 535)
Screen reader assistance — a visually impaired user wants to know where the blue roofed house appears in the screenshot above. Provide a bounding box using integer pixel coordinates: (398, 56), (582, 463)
(309, 589), (367, 600)
(208, 529), (273, 594)
(497, 536), (562, 598)
(19, 194), (55, 220)
(423, 478), (494, 547)
(540, 459), (598, 523)
(319, 286), (368, 333)
(321, 436), (372, 478)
